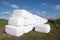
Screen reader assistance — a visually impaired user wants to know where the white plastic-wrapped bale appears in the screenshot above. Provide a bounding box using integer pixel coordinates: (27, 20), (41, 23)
(35, 24), (51, 33)
(25, 19), (36, 25)
(12, 9), (34, 19)
(34, 15), (48, 24)
(5, 25), (24, 36)
(24, 12), (34, 19)
(24, 25), (34, 33)
(8, 17), (25, 26)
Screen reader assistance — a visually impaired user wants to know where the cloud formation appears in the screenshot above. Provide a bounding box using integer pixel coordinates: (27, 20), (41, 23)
(2, 1), (19, 9)
(0, 11), (11, 16)
(36, 11), (47, 17)
(54, 5), (60, 11)
(40, 11), (47, 17)
(40, 3), (48, 8)
(11, 4), (19, 9)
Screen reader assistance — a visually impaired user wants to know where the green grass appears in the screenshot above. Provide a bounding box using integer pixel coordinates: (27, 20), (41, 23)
(0, 19), (8, 26)
(48, 18), (60, 29)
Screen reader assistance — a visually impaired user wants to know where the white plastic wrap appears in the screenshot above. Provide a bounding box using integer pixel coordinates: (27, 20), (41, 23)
(8, 17), (25, 26)
(12, 9), (34, 19)
(5, 9), (50, 36)
(24, 25), (34, 33)
(34, 15), (48, 24)
(25, 19), (36, 25)
(5, 25), (24, 36)
(24, 13), (34, 19)
(35, 24), (51, 33)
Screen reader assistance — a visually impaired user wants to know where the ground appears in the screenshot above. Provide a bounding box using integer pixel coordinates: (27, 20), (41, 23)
(0, 26), (60, 40)
(0, 19), (60, 40)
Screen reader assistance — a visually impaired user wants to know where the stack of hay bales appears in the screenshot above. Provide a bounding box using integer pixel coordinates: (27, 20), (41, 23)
(5, 9), (51, 36)
(35, 24), (51, 33)
(5, 9), (35, 36)
(33, 15), (51, 33)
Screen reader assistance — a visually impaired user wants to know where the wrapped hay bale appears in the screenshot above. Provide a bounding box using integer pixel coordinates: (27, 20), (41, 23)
(12, 9), (34, 19)
(24, 25), (34, 33)
(35, 24), (51, 33)
(8, 17), (25, 26)
(5, 9), (50, 37)
(25, 19), (36, 25)
(34, 15), (48, 24)
(5, 25), (24, 36)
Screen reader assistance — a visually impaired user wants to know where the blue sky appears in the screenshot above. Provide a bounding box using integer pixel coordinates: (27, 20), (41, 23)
(0, 0), (60, 19)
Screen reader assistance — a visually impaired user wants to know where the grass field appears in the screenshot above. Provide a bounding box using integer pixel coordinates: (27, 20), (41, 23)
(0, 19), (8, 26)
(0, 19), (60, 40)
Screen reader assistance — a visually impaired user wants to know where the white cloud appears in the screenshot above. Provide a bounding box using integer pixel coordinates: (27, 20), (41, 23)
(1, 11), (10, 16)
(40, 3), (48, 7)
(40, 11), (47, 17)
(2, 1), (19, 9)
(54, 5), (60, 11)
(56, 12), (60, 17)
(40, 3), (54, 9)
(2, 1), (10, 5)
(11, 4), (19, 9)
(37, 11), (47, 17)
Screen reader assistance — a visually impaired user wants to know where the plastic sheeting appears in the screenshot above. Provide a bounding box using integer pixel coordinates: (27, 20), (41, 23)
(24, 25), (34, 33)
(12, 9), (34, 19)
(35, 24), (51, 33)
(25, 19), (37, 25)
(5, 25), (24, 36)
(33, 15), (48, 24)
(5, 9), (51, 36)
(8, 17), (25, 26)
